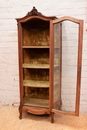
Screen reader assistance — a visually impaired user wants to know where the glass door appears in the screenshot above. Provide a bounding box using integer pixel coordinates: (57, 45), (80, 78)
(50, 17), (83, 117)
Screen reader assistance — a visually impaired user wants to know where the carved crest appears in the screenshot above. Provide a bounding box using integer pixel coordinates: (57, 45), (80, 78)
(27, 7), (42, 16)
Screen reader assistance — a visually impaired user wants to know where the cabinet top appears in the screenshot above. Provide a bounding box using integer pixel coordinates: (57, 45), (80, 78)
(16, 6), (56, 23)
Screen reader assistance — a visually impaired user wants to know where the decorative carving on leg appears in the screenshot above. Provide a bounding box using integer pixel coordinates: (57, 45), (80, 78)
(19, 105), (22, 119)
(51, 112), (54, 123)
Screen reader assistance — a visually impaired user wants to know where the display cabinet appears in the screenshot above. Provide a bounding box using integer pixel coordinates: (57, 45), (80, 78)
(16, 7), (83, 123)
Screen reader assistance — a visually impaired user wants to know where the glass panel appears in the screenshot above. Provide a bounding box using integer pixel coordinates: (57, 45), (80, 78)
(53, 21), (78, 112)
(53, 23), (61, 109)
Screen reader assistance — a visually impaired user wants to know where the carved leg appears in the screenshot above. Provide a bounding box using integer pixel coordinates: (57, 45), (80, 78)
(19, 105), (22, 119)
(51, 112), (54, 123)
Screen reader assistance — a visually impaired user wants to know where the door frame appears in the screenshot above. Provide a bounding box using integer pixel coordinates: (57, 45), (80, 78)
(50, 16), (83, 117)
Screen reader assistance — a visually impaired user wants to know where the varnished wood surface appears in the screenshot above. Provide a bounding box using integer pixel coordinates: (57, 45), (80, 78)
(23, 80), (49, 88)
(53, 16), (82, 24)
(23, 106), (50, 115)
(22, 63), (50, 69)
(22, 46), (59, 48)
(22, 63), (59, 69)
(22, 46), (50, 48)
(75, 20), (83, 116)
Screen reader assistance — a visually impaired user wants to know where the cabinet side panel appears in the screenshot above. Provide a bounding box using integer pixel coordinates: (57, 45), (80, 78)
(18, 22), (23, 106)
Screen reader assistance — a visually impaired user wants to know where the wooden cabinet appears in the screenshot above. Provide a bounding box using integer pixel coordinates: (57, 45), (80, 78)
(16, 7), (83, 123)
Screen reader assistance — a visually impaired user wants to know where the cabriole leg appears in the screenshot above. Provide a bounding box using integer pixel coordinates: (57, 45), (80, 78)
(19, 105), (22, 119)
(51, 112), (54, 123)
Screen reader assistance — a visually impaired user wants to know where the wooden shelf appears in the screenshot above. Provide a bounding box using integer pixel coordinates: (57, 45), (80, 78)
(23, 80), (49, 88)
(24, 97), (49, 108)
(22, 46), (60, 49)
(23, 64), (59, 69)
(22, 46), (50, 48)
(22, 63), (49, 69)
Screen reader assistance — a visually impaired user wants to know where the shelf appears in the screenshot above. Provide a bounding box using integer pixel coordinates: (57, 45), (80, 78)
(23, 64), (59, 69)
(22, 46), (60, 49)
(24, 97), (49, 108)
(23, 80), (49, 88)
(22, 63), (49, 69)
(22, 46), (50, 48)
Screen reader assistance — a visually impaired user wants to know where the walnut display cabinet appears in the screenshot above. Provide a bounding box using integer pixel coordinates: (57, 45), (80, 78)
(16, 7), (83, 123)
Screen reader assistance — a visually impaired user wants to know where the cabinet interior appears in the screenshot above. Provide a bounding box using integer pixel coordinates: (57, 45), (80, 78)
(23, 48), (49, 65)
(22, 19), (49, 46)
(22, 19), (50, 107)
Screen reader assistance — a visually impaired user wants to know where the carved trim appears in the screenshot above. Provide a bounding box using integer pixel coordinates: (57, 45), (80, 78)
(27, 6), (42, 16)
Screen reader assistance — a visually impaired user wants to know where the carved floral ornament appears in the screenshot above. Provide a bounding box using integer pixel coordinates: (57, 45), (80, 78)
(27, 6), (42, 16)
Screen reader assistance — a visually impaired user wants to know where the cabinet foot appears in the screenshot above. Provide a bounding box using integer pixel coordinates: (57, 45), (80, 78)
(19, 106), (22, 119)
(19, 114), (22, 119)
(51, 112), (54, 123)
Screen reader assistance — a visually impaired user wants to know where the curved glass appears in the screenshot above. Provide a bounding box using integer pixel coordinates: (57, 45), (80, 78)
(53, 21), (79, 112)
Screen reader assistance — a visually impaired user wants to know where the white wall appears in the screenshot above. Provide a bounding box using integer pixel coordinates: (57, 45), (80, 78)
(0, 0), (87, 113)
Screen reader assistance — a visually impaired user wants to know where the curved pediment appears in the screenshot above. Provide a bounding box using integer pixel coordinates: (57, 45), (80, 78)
(16, 7), (56, 23)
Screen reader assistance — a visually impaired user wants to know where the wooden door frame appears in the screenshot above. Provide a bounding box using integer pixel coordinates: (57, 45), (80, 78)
(50, 16), (83, 117)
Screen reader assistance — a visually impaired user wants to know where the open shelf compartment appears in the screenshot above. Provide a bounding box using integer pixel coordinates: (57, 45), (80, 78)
(23, 80), (49, 88)
(24, 97), (49, 108)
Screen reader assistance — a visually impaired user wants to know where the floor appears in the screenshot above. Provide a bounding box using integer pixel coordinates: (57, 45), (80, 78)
(0, 106), (87, 130)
